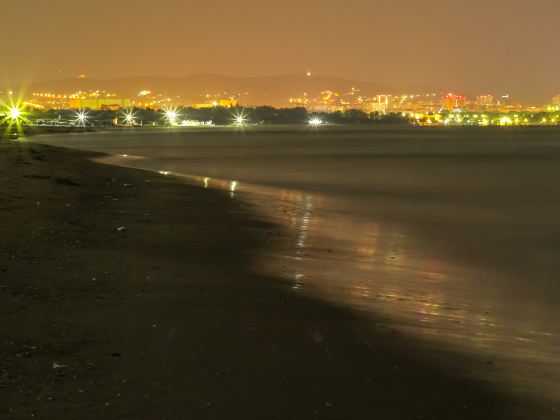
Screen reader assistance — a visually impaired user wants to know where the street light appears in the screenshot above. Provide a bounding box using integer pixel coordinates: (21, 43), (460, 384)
(123, 110), (136, 125)
(308, 117), (323, 127)
(75, 111), (88, 126)
(9, 107), (22, 121)
(164, 109), (179, 125)
(0, 96), (29, 135)
(232, 110), (247, 126)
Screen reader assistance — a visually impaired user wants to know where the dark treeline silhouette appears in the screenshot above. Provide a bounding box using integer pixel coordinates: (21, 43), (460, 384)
(25, 106), (412, 126)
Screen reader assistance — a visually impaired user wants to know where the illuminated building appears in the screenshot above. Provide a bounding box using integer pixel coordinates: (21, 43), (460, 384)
(497, 94), (511, 105)
(288, 90), (442, 114)
(477, 95), (494, 106)
(391, 94), (441, 114)
(288, 94), (309, 106)
(494, 94), (522, 112)
(69, 97), (132, 110)
(376, 95), (390, 106)
(31, 89), (133, 110)
(441, 93), (468, 111)
(30, 93), (71, 109)
(553, 95), (560, 107)
(192, 99), (238, 109)
(311, 90), (341, 112)
(131, 90), (172, 109)
(369, 101), (388, 115)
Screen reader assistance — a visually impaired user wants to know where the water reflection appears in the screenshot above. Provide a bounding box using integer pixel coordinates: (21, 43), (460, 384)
(294, 195), (314, 254)
(245, 185), (559, 401)
(229, 181), (238, 198)
(292, 273), (304, 290)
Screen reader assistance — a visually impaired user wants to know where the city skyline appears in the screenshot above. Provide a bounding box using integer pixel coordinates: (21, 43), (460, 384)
(2, 0), (559, 102)
(11, 70), (560, 103)
(5, 72), (559, 113)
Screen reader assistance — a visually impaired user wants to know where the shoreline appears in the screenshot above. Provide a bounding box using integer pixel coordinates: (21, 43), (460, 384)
(96, 150), (560, 406)
(0, 140), (551, 418)
(93, 144), (560, 396)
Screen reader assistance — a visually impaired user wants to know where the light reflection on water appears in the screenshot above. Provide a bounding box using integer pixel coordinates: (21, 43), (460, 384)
(221, 180), (559, 402)
(229, 181), (238, 198)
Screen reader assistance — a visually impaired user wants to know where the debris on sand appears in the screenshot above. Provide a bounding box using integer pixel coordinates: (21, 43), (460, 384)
(52, 362), (67, 370)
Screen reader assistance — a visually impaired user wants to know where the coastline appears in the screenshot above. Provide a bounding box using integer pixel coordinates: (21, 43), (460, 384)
(0, 140), (550, 418)
(1, 126), (97, 138)
(93, 142), (560, 406)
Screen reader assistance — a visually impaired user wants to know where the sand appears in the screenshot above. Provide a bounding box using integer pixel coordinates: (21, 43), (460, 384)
(0, 140), (551, 419)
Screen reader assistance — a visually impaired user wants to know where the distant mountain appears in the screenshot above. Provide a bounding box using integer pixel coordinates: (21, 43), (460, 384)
(24, 73), (390, 107)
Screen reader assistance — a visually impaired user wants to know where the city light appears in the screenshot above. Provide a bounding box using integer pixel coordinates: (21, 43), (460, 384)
(9, 107), (22, 121)
(232, 111), (248, 126)
(164, 108), (179, 125)
(75, 111), (88, 126)
(499, 116), (513, 126)
(123, 110), (136, 125)
(0, 99), (29, 134)
(3, 86), (560, 129)
(308, 117), (323, 127)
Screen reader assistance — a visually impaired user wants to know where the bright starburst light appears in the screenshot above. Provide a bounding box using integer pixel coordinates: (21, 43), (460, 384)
(308, 117), (323, 127)
(9, 107), (22, 121)
(232, 111), (248, 126)
(75, 110), (88, 126)
(164, 108), (180, 125)
(1, 95), (29, 136)
(123, 110), (136, 125)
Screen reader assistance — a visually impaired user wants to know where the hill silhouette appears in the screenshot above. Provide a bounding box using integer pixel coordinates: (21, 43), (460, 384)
(25, 73), (390, 107)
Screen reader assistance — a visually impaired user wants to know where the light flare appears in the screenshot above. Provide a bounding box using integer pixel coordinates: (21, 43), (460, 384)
(9, 107), (21, 120)
(123, 110), (136, 125)
(308, 117), (323, 127)
(1, 95), (30, 137)
(164, 108), (180, 126)
(75, 110), (89, 126)
(232, 110), (248, 126)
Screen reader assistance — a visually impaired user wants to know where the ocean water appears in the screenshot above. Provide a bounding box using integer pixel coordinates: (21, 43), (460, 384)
(38, 125), (560, 403)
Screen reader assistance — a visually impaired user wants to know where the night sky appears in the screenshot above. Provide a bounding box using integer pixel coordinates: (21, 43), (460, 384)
(4, 0), (559, 100)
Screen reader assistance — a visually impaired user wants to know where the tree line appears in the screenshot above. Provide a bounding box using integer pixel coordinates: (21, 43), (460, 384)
(25, 106), (412, 126)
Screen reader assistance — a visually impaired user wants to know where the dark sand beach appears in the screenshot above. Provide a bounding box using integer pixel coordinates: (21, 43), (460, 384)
(0, 138), (552, 418)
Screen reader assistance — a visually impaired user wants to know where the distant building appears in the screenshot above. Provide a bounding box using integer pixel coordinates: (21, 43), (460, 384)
(69, 97), (132, 110)
(441, 93), (468, 111)
(31, 92), (71, 109)
(553, 95), (560, 106)
(477, 95), (494, 106)
(494, 94), (522, 112)
(376, 95), (390, 105)
(369, 101), (388, 115)
(497, 94), (512, 106)
(192, 99), (238, 109)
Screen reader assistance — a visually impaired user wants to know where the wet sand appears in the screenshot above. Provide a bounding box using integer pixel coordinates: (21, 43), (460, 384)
(0, 139), (552, 418)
